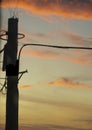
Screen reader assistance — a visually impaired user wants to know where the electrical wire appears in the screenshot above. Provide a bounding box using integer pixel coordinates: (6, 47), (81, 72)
(0, 77), (7, 95)
(0, 48), (4, 54)
(0, 30), (7, 40)
(18, 43), (92, 60)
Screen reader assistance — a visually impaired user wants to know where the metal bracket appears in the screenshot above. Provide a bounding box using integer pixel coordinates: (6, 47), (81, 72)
(18, 70), (28, 81)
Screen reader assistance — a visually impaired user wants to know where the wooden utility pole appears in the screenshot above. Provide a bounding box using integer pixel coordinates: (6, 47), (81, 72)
(3, 17), (19, 130)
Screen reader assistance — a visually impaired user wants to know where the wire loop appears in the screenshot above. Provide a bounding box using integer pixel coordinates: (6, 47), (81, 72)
(0, 31), (25, 41)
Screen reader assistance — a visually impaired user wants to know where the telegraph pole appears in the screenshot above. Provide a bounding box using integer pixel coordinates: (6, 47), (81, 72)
(3, 17), (19, 130)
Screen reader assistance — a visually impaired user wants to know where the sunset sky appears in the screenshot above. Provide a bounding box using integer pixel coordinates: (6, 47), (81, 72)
(0, 0), (92, 130)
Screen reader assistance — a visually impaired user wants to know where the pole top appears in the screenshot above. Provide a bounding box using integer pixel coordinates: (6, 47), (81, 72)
(8, 17), (18, 22)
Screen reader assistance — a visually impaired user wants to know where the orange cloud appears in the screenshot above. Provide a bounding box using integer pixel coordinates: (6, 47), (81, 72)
(19, 85), (32, 89)
(23, 49), (62, 59)
(1, 0), (92, 20)
(47, 78), (91, 89)
(22, 48), (92, 66)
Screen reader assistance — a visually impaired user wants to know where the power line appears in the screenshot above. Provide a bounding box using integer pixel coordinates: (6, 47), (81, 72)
(0, 47), (4, 54)
(18, 43), (92, 60)
(0, 78), (7, 95)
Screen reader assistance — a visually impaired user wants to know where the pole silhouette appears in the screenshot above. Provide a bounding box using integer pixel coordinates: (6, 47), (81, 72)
(3, 17), (19, 130)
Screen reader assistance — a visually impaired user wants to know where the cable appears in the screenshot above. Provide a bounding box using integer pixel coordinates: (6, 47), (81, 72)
(18, 43), (92, 60)
(0, 31), (25, 41)
(0, 30), (7, 40)
(0, 48), (4, 54)
(0, 77), (7, 95)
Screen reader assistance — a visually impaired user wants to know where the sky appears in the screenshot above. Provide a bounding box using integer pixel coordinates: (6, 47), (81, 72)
(0, 0), (92, 130)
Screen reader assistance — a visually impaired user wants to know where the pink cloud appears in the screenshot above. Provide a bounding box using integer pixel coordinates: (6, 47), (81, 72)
(62, 31), (92, 46)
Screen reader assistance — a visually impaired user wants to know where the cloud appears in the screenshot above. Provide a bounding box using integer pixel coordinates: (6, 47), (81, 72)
(19, 85), (32, 89)
(47, 77), (91, 89)
(1, 0), (92, 20)
(19, 124), (92, 130)
(22, 48), (92, 66)
(20, 91), (92, 110)
(63, 32), (85, 44)
(1, 122), (92, 130)
(74, 119), (92, 125)
(63, 31), (92, 46)
(39, 15), (59, 23)
(23, 48), (63, 59)
(32, 33), (48, 39)
(18, 30), (92, 66)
